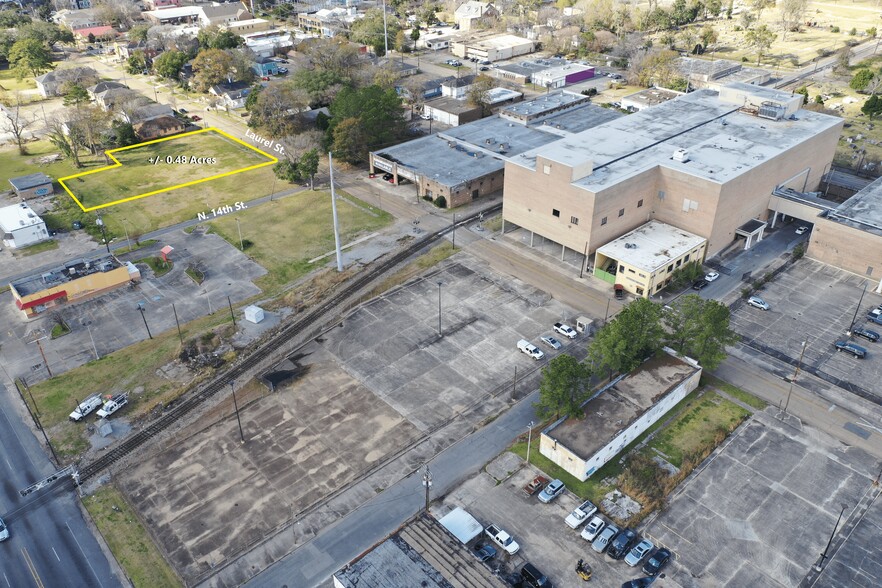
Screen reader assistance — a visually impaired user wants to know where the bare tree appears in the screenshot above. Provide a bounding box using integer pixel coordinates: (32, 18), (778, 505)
(0, 94), (36, 155)
(780, 0), (808, 40)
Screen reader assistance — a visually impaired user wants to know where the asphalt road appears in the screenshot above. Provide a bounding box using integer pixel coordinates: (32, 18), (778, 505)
(242, 387), (543, 588)
(0, 382), (120, 588)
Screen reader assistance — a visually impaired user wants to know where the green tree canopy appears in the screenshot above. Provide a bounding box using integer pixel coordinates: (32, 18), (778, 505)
(62, 82), (89, 107)
(111, 120), (139, 147)
(535, 354), (594, 420)
(850, 69), (875, 92)
(589, 298), (665, 376)
(0, 9), (31, 28)
(350, 8), (401, 56)
(197, 26), (243, 50)
(153, 49), (188, 80)
(126, 49), (147, 75)
(862, 94), (882, 119)
(744, 24), (775, 65)
(663, 295), (738, 369)
(292, 68), (346, 106)
(9, 37), (52, 79)
(327, 85), (406, 163)
(298, 148), (320, 189)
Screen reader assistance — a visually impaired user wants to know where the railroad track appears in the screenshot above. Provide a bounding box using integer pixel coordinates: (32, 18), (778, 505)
(78, 203), (501, 482)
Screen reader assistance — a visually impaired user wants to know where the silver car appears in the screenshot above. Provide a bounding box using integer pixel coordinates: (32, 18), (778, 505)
(0, 517), (8, 542)
(591, 523), (619, 553)
(540, 335), (562, 350)
(747, 296), (770, 310)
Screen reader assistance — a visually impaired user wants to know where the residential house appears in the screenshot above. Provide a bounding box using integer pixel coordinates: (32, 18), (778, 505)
(127, 103), (175, 124)
(144, 0), (181, 9)
(441, 75), (476, 99)
(134, 115), (187, 140)
(73, 25), (118, 45)
(251, 56), (279, 77)
(34, 67), (99, 97)
(209, 81), (251, 109)
(454, 1), (497, 31)
(298, 7), (362, 38)
(87, 81), (127, 100)
(224, 18), (271, 35)
(94, 87), (142, 112)
(242, 30), (294, 58)
(142, 3), (252, 27)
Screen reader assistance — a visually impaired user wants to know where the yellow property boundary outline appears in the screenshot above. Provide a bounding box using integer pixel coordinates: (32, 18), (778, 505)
(59, 127), (278, 212)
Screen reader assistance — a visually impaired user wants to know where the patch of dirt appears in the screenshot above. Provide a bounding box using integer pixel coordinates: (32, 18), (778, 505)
(601, 489), (642, 523)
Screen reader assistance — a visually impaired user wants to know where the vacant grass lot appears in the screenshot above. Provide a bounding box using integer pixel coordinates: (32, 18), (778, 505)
(511, 385), (750, 522)
(83, 485), (182, 588)
(0, 67), (36, 92)
(210, 190), (393, 294)
(0, 140), (105, 181)
(62, 130), (275, 210)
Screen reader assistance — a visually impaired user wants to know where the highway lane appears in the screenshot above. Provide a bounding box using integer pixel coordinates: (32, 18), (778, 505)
(0, 382), (121, 588)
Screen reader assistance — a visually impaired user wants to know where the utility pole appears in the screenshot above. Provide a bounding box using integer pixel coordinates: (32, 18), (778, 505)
(422, 464), (432, 511)
(437, 281), (443, 336)
(172, 303), (184, 344)
(16, 378), (58, 465)
(452, 213), (456, 249)
(235, 217), (244, 251)
(815, 504), (848, 572)
(32, 337), (52, 377)
(87, 324), (99, 360)
(526, 421), (535, 465)
(783, 339), (808, 414)
(137, 303), (153, 339)
(227, 295), (236, 328)
(96, 214), (110, 254)
(848, 284), (868, 335)
(329, 152), (343, 272)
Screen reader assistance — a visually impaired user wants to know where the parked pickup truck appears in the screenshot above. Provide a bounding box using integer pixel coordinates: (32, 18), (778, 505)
(517, 339), (544, 360)
(523, 475), (549, 497)
(97, 393), (128, 419)
(485, 524), (520, 555)
(69, 394), (103, 421)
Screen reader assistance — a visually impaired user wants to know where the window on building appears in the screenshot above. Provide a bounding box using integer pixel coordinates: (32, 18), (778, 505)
(601, 216), (607, 225)
(637, 199), (644, 208)
(619, 265), (625, 273)
(552, 209), (560, 217)
(618, 208), (625, 217)
(658, 190), (665, 200)
(570, 216), (579, 225)
(638, 273), (645, 278)
(668, 264), (673, 273)
(543, 164), (551, 175)
(868, 266), (874, 276)
(656, 283), (663, 292)
(684, 254), (690, 262)
(628, 268), (635, 274)
(636, 287), (644, 295)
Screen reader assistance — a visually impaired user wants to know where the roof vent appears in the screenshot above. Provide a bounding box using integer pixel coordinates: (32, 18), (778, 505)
(672, 149), (690, 162)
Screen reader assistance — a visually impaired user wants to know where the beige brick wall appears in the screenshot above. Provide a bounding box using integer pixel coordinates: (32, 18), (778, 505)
(807, 218), (882, 280)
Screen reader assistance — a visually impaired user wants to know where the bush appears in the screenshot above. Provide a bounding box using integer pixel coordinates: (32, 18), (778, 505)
(793, 242), (806, 259)
(831, 26), (840, 33)
(849, 28), (857, 36)
(433, 195), (447, 208)
(741, 56), (749, 62)
(850, 69), (874, 92)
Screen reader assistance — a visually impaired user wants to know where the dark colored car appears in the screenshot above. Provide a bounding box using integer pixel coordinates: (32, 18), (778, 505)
(834, 340), (867, 358)
(521, 563), (552, 588)
(621, 578), (654, 588)
(853, 327), (880, 342)
(472, 542), (497, 562)
(692, 279), (709, 290)
(382, 173), (394, 181)
(607, 528), (637, 560)
(72, 220), (84, 230)
(642, 547), (671, 575)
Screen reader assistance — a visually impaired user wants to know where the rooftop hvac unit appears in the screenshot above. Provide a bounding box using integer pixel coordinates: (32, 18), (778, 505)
(69, 267), (76, 275)
(672, 149), (690, 162)
(757, 102), (785, 121)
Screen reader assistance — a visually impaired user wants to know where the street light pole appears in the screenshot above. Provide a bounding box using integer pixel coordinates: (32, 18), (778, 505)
(120, 217), (131, 252)
(230, 380), (245, 443)
(235, 217), (244, 251)
(137, 303), (153, 339)
(815, 504), (848, 572)
(422, 464), (432, 511)
(96, 214), (110, 253)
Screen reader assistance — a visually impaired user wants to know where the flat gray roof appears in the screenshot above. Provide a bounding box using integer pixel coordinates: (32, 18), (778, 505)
(12, 255), (121, 297)
(374, 97), (621, 187)
(596, 221), (706, 273)
(501, 90), (586, 117)
(623, 87), (682, 108)
(545, 353), (700, 459)
(426, 96), (480, 114)
(494, 57), (569, 77)
(9, 173), (53, 190)
(511, 89), (843, 190)
(335, 535), (449, 588)
(825, 175), (882, 237)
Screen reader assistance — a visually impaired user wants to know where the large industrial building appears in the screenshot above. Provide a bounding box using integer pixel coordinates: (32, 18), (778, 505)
(370, 92), (621, 207)
(501, 83), (843, 278)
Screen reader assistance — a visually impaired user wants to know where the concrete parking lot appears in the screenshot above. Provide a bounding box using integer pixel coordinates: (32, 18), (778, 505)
(643, 409), (879, 587)
(729, 258), (882, 399)
(437, 453), (647, 587)
(0, 229), (265, 382)
(118, 256), (586, 582)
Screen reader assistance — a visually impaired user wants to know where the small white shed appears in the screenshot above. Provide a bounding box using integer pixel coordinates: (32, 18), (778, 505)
(244, 305), (265, 324)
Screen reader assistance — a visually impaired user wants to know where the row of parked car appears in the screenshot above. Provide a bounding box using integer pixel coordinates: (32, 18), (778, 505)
(516, 323), (578, 361)
(522, 475), (672, 585)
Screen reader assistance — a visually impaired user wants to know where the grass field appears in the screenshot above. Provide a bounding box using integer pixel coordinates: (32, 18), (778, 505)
(0, 140), (105, 182)
(83, 485), (182, 588)
(0, 68), (36, 92)
(61, 129), (276, 210)
(210, 190), (394, 294)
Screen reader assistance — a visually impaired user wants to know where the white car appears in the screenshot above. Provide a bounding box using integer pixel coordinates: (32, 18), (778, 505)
(0, 517), (8, 541)
(580, 516), (605, 542)
(747, 296), (770, 311)
(565, 500), (598, 529)
(553, 322), (577, 339)
(96, 393), (128, 419)
(625, 539), (655, 566)
(795, 226), (808, 235)
(704, 271), (720, 282)
(540, 335), (562, 350)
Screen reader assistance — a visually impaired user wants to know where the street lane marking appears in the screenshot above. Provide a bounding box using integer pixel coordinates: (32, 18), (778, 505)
(52, 547), (60, 562)
(20, 547), (45, 588)
(65, 521), (104, 588)
(3, 572), (10, 587)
